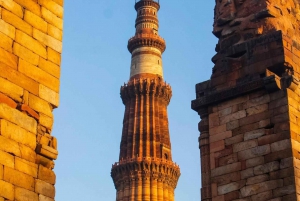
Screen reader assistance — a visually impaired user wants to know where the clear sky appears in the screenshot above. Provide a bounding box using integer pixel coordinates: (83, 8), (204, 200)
(54, 0), (217, 200)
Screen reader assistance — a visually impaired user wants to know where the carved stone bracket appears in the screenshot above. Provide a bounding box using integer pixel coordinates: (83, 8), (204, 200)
(121, 78), (172, 105)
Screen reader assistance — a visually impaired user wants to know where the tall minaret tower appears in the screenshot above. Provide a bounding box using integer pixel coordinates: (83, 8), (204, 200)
(111, 0), (180, 201)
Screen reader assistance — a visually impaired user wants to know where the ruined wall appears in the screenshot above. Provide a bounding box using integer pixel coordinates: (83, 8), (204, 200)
(192, 0), (300, 200)
(0, 0), (63, 200)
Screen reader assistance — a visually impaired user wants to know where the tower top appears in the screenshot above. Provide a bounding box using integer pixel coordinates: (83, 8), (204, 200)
(135, 0), (160, 11)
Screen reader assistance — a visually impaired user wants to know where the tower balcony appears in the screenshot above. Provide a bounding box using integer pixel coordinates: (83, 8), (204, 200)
(128, 33), (166, 53)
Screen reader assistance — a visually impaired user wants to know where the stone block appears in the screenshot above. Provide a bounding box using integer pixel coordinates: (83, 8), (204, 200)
(0, 31), (13, 53)
(0, 77), (23, 102)
(36, 144), (58, 160)
(210, 140), (225, 153)
(224, 134), (243, 146)
(14, 0), (41, 16)
(218, 181), (246, 195)
(269, 97), (288, 109)
(233, 140), (257, 153)
(254, 161), (280, 175)
(38, 165), (56, 184)
(273, 185), (296, 197)
(239, 111), (271, 126)
(48, 24), (62, 41)
(264, 149), (292, 163)
(209, 112), (219, 128)
(2, 10), (32, 36)
(39, 58), (60, 78)
(0, 62), (39, 95)
(0, 149), (14, 168)
(0, 119), (36, 149)
(39, 85), (59, 107)
(39, 114), (53, 129)
(240, 180), (283, 197)
(39, 195), (54, 201)
(210, 131), (232, 143)
(4, 166), (35, 191)
(246, 156), (264, 168)
(246, 174), (269, 185)
(0, 0), (23, 18)
(41, 7), (63, 30)
(19, 104), (40, 120)
(0, 47), (18, 69)
(0, 93), (17, 108)
(33, 29), (62, 53)
(28, 93), (53, 117)
(24, 10), (47, 33)
(15, 157), (38, 178)
(19, 59), (59, 93)
(251, 191), (272, 201)
(220, 110), (246, 125)
(224, 191), (240, 201)
(212, 171), (241, 186)
(47, 47), (61, 65)
(0, 180), (14, 200)
(13, 43), (39, 66)
(52, 0), (63, 6)
(226, 120), (239, 130)
(270, 139), (291, 152)
(270, 167), (294, 180)
(258, 132), (289, 146)
(39, 0), (63, 18)
(211, 162), (241, 177)
(0, 19), (15, 39)
(241, 168), (254, 179)
(246, 94), (270, 108)
(35, 179), (55, 198)
(210, 124), (226, 135)
(19, 144), (36, 163)
(219, 107), (232, 117)
(258, 119), (271, 128)
(246, 104), (269, 118)
(0, 135), (21, 157)
(244, 129), (265, 141)
(15, 30), (47, 59)
(0, 103), (37, 133)
(238, 145), (270, 161)
(15, 187), (38, 201)
(218, 153), (238, 167)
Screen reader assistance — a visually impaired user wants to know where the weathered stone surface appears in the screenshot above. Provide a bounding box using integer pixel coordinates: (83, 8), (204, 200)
(0, 31), (13, 52)
(244, 129), (265, 141)
(15, 157), (38, 178)
(211, 162), (241, 177)
(273, 185), (296, 197)
(4, 167), (35, 191)
(33, 29), (62, 53)
(0, 149), (14, 168)
(0, 119), (36, 149)
(254, 161), (280, 175)
(251, 190), (272, 201)
(39, 58), (60, 78)
(19, 59), (59, 92)
(15, 30), (47, 58)
(240, 180), (283, 197)
(0, 0), (23, 18)
(15, 187), (38, 201)
(39, 85), (59, 107)
(218, 181), (245, 195)
(13, 43), (39, 66)
(233, 140), (257, 153)
(0, 77), (23, 102)
(238, 145), (270, 160)
(246, 156), (264, 168)
(41, 7), (63, 30)
(35, 179), (55, 198)
(47, 47), (61, 65)
(0, 180), (14, 200)
(39, 0), (63, 18)
(246, 174), (269, 185)
(48, 24), (62, 41)
(39, 195), (54, 201)
(14, 0), (41, 16)
(0, 46), (18, 69)
(0, 19), (15, 39)
(0, 103), (37, 133)
(24, 10), (47, 33)
(28, 93), (53, 117)
(2, 10), (32, 36)
(39, 113), (53, 129)
(270, 139), (291, 152)
(38, 165), (56, 184)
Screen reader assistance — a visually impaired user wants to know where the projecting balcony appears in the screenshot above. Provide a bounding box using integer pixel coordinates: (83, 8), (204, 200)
(134, 0), (160, 11)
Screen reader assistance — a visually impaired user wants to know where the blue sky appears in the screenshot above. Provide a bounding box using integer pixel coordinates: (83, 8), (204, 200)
(54, 0), (217, 200)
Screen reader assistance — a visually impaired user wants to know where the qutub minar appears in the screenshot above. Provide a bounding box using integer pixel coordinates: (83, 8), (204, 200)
(111, 0), (180, 200)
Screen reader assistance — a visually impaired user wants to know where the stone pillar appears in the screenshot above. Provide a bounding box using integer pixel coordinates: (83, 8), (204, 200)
(192, 1), (300, 200)
(0, 0), (63, 200)
(150, 177), (158, 201)
(157, 179), (164, 201)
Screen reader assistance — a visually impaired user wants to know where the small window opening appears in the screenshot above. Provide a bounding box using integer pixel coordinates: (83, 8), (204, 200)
(164, 153), (168, 160)
(158, 60), (160, 64)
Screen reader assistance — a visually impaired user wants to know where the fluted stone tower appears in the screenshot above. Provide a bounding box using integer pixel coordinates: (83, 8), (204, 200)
(111, 1), (180, 200)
